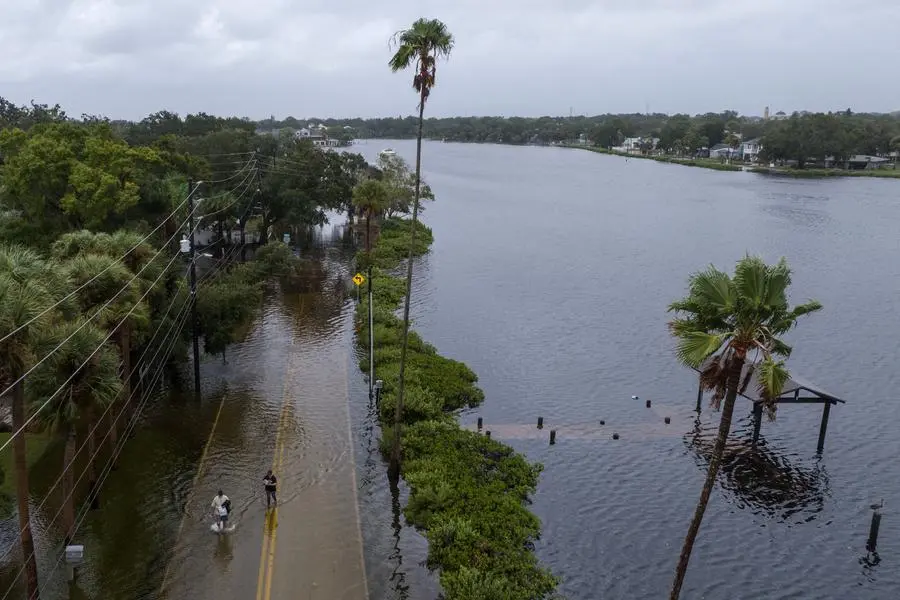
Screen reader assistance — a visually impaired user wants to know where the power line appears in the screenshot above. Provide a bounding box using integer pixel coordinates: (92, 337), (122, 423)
(0, 268), (192, 564)
(0, 153), (256, 347)
(0, 162), (259, 413)
(0, 297), (193, 600)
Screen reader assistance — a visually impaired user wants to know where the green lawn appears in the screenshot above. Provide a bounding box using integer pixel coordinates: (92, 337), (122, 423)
(0, 432), (55, 495)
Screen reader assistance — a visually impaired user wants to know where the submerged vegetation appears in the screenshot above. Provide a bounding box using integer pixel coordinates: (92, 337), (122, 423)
(354, 217), (558, 598)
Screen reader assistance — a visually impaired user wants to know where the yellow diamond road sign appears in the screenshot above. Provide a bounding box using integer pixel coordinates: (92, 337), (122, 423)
(352, 273), (365, 286)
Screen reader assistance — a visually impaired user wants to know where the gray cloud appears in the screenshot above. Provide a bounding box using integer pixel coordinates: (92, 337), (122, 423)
(0, 0), (898, 119)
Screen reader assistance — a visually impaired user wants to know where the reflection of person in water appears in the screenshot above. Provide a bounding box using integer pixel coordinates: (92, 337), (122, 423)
(213, 528), (234, 570)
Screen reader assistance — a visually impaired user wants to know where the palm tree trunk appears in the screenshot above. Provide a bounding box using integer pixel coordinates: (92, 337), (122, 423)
(365, 213), (372, 253)
(87, 406), (99, 509)
(62, 425), (77, 545)
(388, 89), (426, 482)
(669, 355), (745, 600)
(11, 378), (40, 599)
(110, 327), (132, 456)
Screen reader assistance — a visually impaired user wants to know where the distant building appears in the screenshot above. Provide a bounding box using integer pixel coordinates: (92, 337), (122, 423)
(295, 123), (327, 140)
(740, 138), (763, 161)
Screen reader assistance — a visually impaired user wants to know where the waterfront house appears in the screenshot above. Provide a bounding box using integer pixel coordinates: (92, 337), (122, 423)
(846, 155), (891, 170)
(740, 138), (763, 162)
(709, 143), (735, 159)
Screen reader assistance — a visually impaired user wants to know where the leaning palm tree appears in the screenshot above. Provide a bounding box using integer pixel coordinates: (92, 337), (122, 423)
(28, 318), (122, 544)
(387, 17), (454, 481)
(0, 245), (69, 600)
(666, 255), (822, 600)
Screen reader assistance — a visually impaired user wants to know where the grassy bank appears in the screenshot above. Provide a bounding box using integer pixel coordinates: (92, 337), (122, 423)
(567, 144), (741, 171)
(569, 144), (900, 179)
(355, 217), (558, 599)
(747, 166), (900, 179)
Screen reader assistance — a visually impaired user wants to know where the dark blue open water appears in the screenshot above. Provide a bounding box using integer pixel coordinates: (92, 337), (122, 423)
(352, 139), (900, 599)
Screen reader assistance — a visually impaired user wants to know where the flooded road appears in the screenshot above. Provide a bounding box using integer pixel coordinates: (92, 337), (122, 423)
(1, 223), (370, 599)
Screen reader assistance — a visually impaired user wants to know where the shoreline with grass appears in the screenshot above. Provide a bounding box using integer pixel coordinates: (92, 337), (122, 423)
(565, 144), (900, 179)
(354, 217), (558, 599)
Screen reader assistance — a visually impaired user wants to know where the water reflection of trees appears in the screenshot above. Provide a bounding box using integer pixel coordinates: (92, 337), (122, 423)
(685, 416), (830, 522)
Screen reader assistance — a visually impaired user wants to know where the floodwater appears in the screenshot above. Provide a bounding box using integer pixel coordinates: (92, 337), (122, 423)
(352, 140), (900, 599)
(3, 140), (899, 600)
(0, 223), (375, 599)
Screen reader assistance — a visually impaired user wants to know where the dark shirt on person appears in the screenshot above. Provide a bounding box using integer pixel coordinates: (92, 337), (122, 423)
(264, 475), (277, 492)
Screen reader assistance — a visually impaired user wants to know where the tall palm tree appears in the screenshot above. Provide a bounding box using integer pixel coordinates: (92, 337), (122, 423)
(352, 179), (390, 254)
(387, 17), (454, 481)
(666, 255), (822, 600)
(0, 245), (69, 600)
(29, 318), (121, 544)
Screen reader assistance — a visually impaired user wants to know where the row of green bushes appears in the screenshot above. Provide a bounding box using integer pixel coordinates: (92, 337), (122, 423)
(355, 217), (559, 599)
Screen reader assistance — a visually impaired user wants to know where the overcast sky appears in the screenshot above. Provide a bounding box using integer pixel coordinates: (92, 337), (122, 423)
(2, 0), (898, 121)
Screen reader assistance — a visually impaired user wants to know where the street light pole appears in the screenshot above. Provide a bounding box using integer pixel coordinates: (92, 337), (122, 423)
(187, 179), (201, 400)
(368, 266), (374, 399)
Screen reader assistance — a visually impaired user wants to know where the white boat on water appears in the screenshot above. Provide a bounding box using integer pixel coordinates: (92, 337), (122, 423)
(378, 148), (396, 158)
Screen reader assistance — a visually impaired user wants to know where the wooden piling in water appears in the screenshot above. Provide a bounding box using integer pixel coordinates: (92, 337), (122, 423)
(477, 417), (483, 430)
(537, 417), (544, 429)
(549, 430), (556, 445)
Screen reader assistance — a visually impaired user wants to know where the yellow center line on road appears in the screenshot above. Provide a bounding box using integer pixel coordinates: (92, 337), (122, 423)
(256, 318), (297, 600)
(158, 391), (228, 598)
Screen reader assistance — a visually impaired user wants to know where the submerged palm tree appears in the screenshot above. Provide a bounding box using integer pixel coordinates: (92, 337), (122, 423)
(666, 255), (822, 599)
(387, 17), (454, 482)
(0, 245), (67, 600)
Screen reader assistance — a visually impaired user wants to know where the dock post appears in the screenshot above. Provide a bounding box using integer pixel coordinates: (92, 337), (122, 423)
(549, 430), (556, 445)
(695, 383), (703, 413)
(866, 509), (882, 553)
(816, 401), (832, 454)
(537, 417), (544, 429)
(752, 402), (763, 448)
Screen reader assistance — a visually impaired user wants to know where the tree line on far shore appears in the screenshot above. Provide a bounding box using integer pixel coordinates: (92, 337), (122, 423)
(257, 109), (900, 161)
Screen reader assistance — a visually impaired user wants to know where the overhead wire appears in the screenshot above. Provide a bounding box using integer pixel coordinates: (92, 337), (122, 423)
(0, 152), (256, 347)
(0, 153), (264, 593)
(1, 296), (194, 600)
(0, 158), (259, 419)
(0, 266), (193, 565)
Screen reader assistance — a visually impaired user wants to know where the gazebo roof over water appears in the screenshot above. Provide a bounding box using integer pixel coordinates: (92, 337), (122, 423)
(695, 356), (845, 405)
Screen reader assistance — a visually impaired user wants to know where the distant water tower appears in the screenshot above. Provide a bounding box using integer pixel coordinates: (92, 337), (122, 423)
(764, 106), (770, 120)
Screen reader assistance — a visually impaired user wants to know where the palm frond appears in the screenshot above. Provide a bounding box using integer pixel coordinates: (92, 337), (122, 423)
(763, 256), (791, 308)
(688, 265), (735, 310)
(770, 337), (792, 358)
(733, 254), (768, 309)
(668, 317), (701, 337)
(699, 354), (729, 409)
(674, 331), (726, 368)
(757, 357), (790, 420)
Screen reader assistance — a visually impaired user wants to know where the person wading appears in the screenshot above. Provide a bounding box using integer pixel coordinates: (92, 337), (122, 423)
(263, 470), (277, 509)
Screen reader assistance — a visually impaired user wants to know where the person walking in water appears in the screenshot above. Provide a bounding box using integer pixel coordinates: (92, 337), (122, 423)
(263, 470), (277, 509)
(211, 490), (230, 532)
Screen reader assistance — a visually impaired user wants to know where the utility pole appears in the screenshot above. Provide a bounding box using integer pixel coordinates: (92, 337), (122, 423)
(187, 179), (201, 399)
